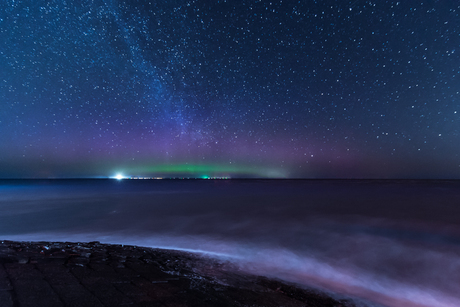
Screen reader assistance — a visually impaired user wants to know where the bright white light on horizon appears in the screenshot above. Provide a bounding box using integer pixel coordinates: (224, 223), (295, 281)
(114, 174), (125, 180)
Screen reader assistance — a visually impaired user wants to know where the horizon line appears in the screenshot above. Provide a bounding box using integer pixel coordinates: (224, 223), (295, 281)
(0, 177), (459, 181)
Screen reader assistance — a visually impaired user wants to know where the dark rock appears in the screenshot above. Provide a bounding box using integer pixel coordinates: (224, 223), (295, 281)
(0, 241), (355, 307)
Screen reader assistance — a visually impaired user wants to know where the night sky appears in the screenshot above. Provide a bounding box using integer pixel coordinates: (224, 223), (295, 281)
(1, 1), (459, 178)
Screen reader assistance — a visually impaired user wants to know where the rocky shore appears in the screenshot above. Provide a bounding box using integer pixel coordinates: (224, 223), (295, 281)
(0, 241), (354, 307)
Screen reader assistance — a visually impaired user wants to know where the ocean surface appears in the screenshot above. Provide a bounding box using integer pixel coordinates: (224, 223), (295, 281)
(1, 179), (459, 307)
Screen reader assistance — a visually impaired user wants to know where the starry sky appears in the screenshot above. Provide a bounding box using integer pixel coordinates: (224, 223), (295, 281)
(1, 0), (459, 179)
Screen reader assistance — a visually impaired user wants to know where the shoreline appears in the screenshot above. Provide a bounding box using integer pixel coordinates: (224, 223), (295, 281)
(0, 240), (355, 307)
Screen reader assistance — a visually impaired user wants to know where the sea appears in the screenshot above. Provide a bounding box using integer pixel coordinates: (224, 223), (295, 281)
(1, 179), (459, 307)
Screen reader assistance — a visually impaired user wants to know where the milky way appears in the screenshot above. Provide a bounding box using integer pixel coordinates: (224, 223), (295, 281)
(1, 1), (459, 178)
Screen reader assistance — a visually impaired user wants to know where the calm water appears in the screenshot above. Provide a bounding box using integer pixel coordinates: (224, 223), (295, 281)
(1, 179), (460, 307)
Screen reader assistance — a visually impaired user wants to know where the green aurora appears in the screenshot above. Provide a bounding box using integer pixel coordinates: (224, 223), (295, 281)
(113, 163), (288, 179)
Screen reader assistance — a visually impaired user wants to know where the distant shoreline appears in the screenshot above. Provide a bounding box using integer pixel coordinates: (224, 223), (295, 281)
(1, 177), (460, 181)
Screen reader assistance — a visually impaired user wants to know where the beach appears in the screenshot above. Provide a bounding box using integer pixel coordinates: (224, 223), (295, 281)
(0, 240), (352, 307)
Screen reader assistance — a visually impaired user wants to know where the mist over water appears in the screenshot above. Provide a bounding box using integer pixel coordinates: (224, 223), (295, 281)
(1, 179), (460, 307)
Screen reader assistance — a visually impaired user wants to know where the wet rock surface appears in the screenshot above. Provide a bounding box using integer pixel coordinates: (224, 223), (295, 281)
(0, 241), (354, 307)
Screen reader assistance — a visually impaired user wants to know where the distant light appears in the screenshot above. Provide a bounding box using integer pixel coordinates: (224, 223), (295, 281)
(114, 174), (125, 180)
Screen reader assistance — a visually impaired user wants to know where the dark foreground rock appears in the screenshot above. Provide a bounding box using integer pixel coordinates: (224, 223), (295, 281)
(0, 241), (354, 307)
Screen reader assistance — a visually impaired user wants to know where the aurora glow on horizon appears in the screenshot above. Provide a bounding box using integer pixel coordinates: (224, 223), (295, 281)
(111, 163), (288, 179)
(1, 1), (460, 178)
